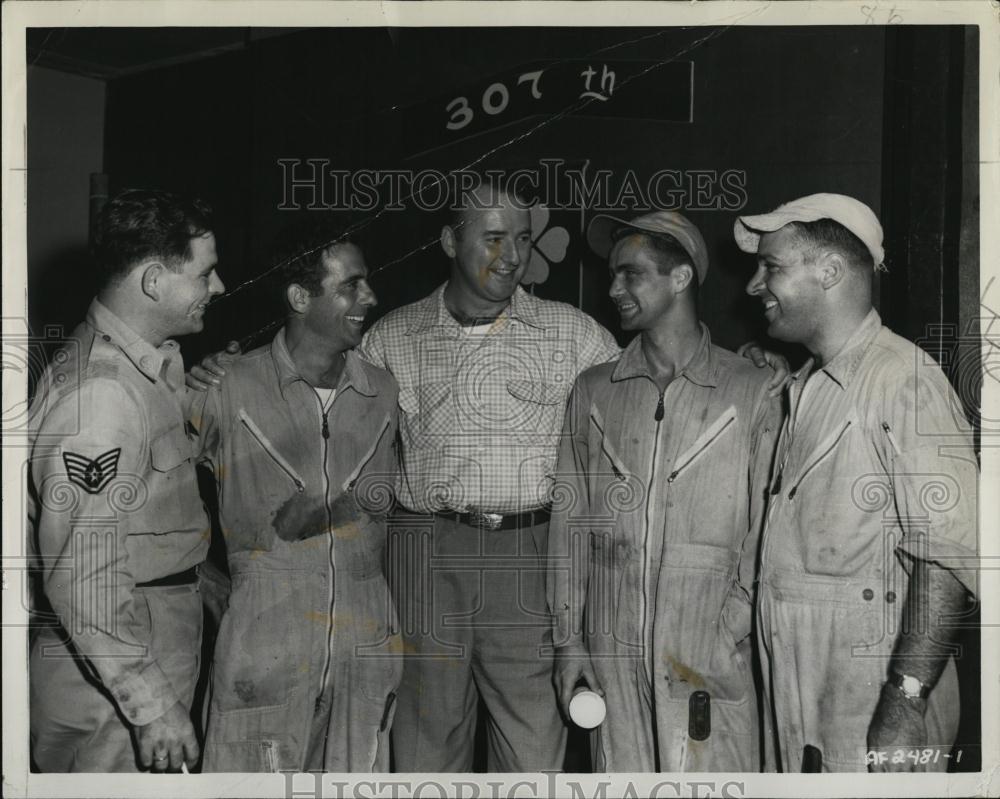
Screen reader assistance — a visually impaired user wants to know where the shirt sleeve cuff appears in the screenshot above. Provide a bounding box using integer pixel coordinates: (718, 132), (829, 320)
(107, 660), (180, 727)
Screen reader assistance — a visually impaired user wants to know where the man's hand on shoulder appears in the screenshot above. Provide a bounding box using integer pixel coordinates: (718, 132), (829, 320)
(738, 340), (791, 397)
(135, 699), (200, 771)
(185, 340), (241, 391)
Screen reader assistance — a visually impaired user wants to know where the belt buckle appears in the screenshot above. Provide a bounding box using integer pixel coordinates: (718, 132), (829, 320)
(473, 511), (503, 531)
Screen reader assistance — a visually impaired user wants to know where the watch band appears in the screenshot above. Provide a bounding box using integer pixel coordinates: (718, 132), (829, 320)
(887, 670), (931, 700)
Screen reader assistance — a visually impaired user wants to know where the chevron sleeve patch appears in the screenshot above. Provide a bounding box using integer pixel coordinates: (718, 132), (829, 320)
(62, 448), (122, 494)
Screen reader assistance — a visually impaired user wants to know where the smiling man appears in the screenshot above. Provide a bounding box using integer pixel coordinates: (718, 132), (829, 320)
(184, 179), (790, 772)
(358, 181), (622, 772)
(190, 225), (402, 772)
(28, 189), (224, 772)
(548, 210), (782, 772)
(736, 193), (979, 772)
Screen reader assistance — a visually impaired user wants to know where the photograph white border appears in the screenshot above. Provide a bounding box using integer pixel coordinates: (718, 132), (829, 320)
(3, 2), (997, 797)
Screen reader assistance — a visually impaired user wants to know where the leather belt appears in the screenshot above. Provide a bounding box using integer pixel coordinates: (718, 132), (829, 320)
(438, 508), (551, 532)
(136, 566), (198, 588)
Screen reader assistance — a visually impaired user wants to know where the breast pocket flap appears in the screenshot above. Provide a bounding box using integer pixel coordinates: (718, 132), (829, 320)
(150, 428), (192, 472)
(506, 379), (563, 405)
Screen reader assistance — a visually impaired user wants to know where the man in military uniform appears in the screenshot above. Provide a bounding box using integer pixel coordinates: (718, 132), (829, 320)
(28, 189), (225, 772)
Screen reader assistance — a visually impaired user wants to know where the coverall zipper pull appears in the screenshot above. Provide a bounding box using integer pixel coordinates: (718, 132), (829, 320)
(882, 421), (902, 455)
(322, 414), (330, 439)
(654, 393), (665, 422)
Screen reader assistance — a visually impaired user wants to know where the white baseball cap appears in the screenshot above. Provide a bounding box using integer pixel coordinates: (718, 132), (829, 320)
(734, 193), (885, 269)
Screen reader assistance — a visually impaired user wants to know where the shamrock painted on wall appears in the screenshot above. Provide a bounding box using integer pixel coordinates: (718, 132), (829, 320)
(521, 204), (570, 286)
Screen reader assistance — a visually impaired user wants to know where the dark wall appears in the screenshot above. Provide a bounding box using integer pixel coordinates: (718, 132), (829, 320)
(880, 26), (981, 443)
(26, 66), (105, 339)
(102, 26), (889, 361)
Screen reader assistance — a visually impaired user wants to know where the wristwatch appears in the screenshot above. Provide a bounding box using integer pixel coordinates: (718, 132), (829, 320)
(887, 670), (931, 700)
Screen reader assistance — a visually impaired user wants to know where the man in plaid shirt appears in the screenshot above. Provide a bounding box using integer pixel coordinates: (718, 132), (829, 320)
(358, 181), (620, 771)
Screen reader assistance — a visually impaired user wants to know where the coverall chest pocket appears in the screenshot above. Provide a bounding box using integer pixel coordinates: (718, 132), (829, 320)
(588, 408), (643, 520)
(665, 406), (738, 547)
(213, 572), (306, 714)
(237, 409), (306, 493)
(783, 417), (869, 578)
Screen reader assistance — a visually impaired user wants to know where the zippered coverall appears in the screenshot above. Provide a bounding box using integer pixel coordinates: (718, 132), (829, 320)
(549, 326), (781, 771)
(192, 329), (402, 772)
(758, 310), (978, 771)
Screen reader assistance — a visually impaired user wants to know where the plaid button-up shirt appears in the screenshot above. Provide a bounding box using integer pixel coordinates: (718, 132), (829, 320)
(360, 284), (620, 513)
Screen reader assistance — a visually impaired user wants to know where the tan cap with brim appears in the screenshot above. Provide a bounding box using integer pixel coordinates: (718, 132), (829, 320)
(587, 210), (710, 284)
(734, 192), (885, 269)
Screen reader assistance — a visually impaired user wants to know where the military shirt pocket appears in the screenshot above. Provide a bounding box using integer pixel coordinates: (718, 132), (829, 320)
(149, 427), (192, 472)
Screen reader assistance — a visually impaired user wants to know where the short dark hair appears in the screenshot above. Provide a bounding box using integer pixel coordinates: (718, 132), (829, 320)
(786, 218), (874, 271)
(271, 217), (358, 305)
(93, 189), (213, 282)
(447, 174), (531, 240)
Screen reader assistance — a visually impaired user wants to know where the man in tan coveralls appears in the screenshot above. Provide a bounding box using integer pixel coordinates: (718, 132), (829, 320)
(549, 210), (781, 771)
(737, 193), (978, 772)
(192, 226), (402, 772)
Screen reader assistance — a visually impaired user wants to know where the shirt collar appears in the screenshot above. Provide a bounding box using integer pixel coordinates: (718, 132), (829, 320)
(271, 326), (376, 400)
(407, 283), (545, 334)
(86, 299), (183, 388)
(792, 308), (882, 391)
(611, 322), (718, 388)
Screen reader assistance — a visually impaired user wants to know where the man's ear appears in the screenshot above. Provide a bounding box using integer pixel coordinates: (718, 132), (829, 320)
(140, 262), (166, 301)
(817, 251), (847, 290)
(286, 283), (311, 314)
(673, 263), (696, 294)
(440, 225), (458, 259)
